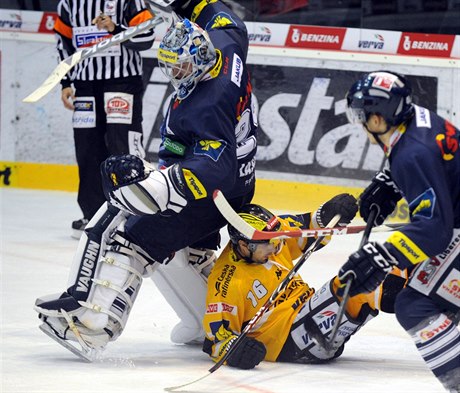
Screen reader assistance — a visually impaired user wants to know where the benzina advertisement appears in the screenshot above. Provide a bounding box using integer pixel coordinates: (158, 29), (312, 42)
(141, 59), (437, 184)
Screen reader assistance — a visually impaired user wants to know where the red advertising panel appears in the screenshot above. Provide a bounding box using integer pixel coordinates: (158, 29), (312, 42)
(285, 25), (346, 50)
(38, 12), (57, 34)
(397, 32), (455, 58)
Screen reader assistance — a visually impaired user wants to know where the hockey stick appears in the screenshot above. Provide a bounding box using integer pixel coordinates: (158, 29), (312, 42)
(325, 208), (378, 350)
(213, 189), (404, 241)
(208, 213), (341, 372)
(22, 16), (164, 103)
(164, 201), (341, 391)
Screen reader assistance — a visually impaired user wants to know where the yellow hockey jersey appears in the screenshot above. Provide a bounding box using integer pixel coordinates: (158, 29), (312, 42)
(202, 215), (325, 362)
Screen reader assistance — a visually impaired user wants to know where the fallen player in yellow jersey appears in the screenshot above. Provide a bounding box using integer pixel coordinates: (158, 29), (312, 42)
(202, 196), (407, 369)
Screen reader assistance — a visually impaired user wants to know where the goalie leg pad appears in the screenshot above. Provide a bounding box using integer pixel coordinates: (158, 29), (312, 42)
(35, 204), (154, 353)
(151, 246), (216, 344)
(286, 278), (378, 362)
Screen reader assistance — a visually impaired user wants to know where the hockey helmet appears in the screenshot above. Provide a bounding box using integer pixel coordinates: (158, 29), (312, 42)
(345, 71), (413, 128)
(228, 204), (283, 255)
(158, 17), (216, 100)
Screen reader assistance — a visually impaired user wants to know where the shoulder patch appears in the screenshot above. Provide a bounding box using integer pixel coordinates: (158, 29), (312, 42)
(205, 12), (237, 30)
(409, 187), (436, 219)
(194, 139), (227, 162)
(231, 53), (243, 87)
(414, 105), (431, 129)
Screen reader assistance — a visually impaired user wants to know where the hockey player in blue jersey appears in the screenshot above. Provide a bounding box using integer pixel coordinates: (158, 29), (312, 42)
(34, 0), (259, 359)
(338, 71), (460, 392)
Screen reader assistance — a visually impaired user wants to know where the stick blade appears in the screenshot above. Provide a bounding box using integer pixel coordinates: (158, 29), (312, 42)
(213, 189), (256, 239)
(22, 53), (80, 103)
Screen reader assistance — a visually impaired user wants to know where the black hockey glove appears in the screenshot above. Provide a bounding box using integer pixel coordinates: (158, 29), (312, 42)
(226, 336), (267, 370)
(315, 193), (358, 227)
(101, 154), (150, 190)
(359, 168), (402, 227)
(338, 242), (398, 297)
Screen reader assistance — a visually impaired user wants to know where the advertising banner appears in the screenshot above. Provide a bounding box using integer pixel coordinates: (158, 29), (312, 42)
(141, 59), (437, 183)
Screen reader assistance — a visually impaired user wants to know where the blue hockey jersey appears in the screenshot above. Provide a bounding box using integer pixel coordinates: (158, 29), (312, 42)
(384, 105), (460, 268)
(158, 0), (257, 202)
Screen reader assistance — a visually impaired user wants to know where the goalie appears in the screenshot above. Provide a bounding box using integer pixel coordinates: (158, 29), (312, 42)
(34, 0), (258, 359)
(202, 198), (408, 368)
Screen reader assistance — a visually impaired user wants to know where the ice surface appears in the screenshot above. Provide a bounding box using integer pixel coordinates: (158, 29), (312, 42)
(0, 188), (445, 393)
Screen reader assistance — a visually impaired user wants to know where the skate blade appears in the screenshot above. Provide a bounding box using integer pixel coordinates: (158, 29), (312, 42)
(39, 323), (94, 362)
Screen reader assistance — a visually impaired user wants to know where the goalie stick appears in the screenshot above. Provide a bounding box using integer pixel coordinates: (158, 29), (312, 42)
(164, 211), (341, 392)
(22, 16), (164, 103)
(212, 189), (404, 241)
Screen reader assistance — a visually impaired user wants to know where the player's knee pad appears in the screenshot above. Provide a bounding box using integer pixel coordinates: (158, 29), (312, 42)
(287, 278), (378, 362)
(151, 246), (216, 344)
(35, 203), (157, 349)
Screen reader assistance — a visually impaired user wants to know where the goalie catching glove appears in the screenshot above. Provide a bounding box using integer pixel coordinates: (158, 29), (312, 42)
(313, 193), (358, 228)
(359, 168), (402, 226)
(101, 154), (188, 215)
(338, 242), (398, 296)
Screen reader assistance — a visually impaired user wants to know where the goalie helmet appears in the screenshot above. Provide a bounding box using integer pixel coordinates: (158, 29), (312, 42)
(345, 71), (413, 128)
(228, 204), (283, 259)
(158, 17), (216, 100)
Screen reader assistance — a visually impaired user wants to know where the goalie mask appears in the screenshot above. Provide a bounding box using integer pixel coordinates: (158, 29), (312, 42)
(345, 71), (414, 131)
(158, 17), (216, 100)
(228, 204), (283, 263)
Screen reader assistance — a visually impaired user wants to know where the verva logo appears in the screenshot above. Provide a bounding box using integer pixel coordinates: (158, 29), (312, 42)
(38, 12), (57, 33)
(286, 25), (345, 50)
(398, 32), (455, 57)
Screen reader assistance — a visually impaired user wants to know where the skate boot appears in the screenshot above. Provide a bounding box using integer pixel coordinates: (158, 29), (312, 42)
(71, 218), (89, 239)
(34, 292), (111, 361)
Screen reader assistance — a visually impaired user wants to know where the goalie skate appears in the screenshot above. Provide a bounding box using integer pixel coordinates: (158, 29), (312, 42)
(39, 322), (95, 362)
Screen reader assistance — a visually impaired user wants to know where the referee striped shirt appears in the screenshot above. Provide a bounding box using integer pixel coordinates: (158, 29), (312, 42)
(54, 0), (155, 83)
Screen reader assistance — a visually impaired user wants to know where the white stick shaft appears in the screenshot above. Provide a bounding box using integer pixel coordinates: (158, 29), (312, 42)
(23, 16), (164, 103)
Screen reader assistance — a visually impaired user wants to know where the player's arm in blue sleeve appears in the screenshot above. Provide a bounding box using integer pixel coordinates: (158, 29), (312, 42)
(385, 143), (455, 269)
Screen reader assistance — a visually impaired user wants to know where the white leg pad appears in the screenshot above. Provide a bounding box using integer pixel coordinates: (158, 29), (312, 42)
(151, 247), (215, 344)
(78, 250), (144, 334)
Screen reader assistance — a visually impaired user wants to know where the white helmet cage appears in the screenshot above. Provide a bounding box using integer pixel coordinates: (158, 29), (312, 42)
(158, 18), (216, 100)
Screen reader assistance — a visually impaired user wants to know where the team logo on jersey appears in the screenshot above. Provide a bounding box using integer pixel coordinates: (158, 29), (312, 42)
(206, 12), (236, 30)
(436, 120), (459, 161)
(409, 187), (436, 219)
(210, 320), (232, 340)
(194, 139), (227, 162)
